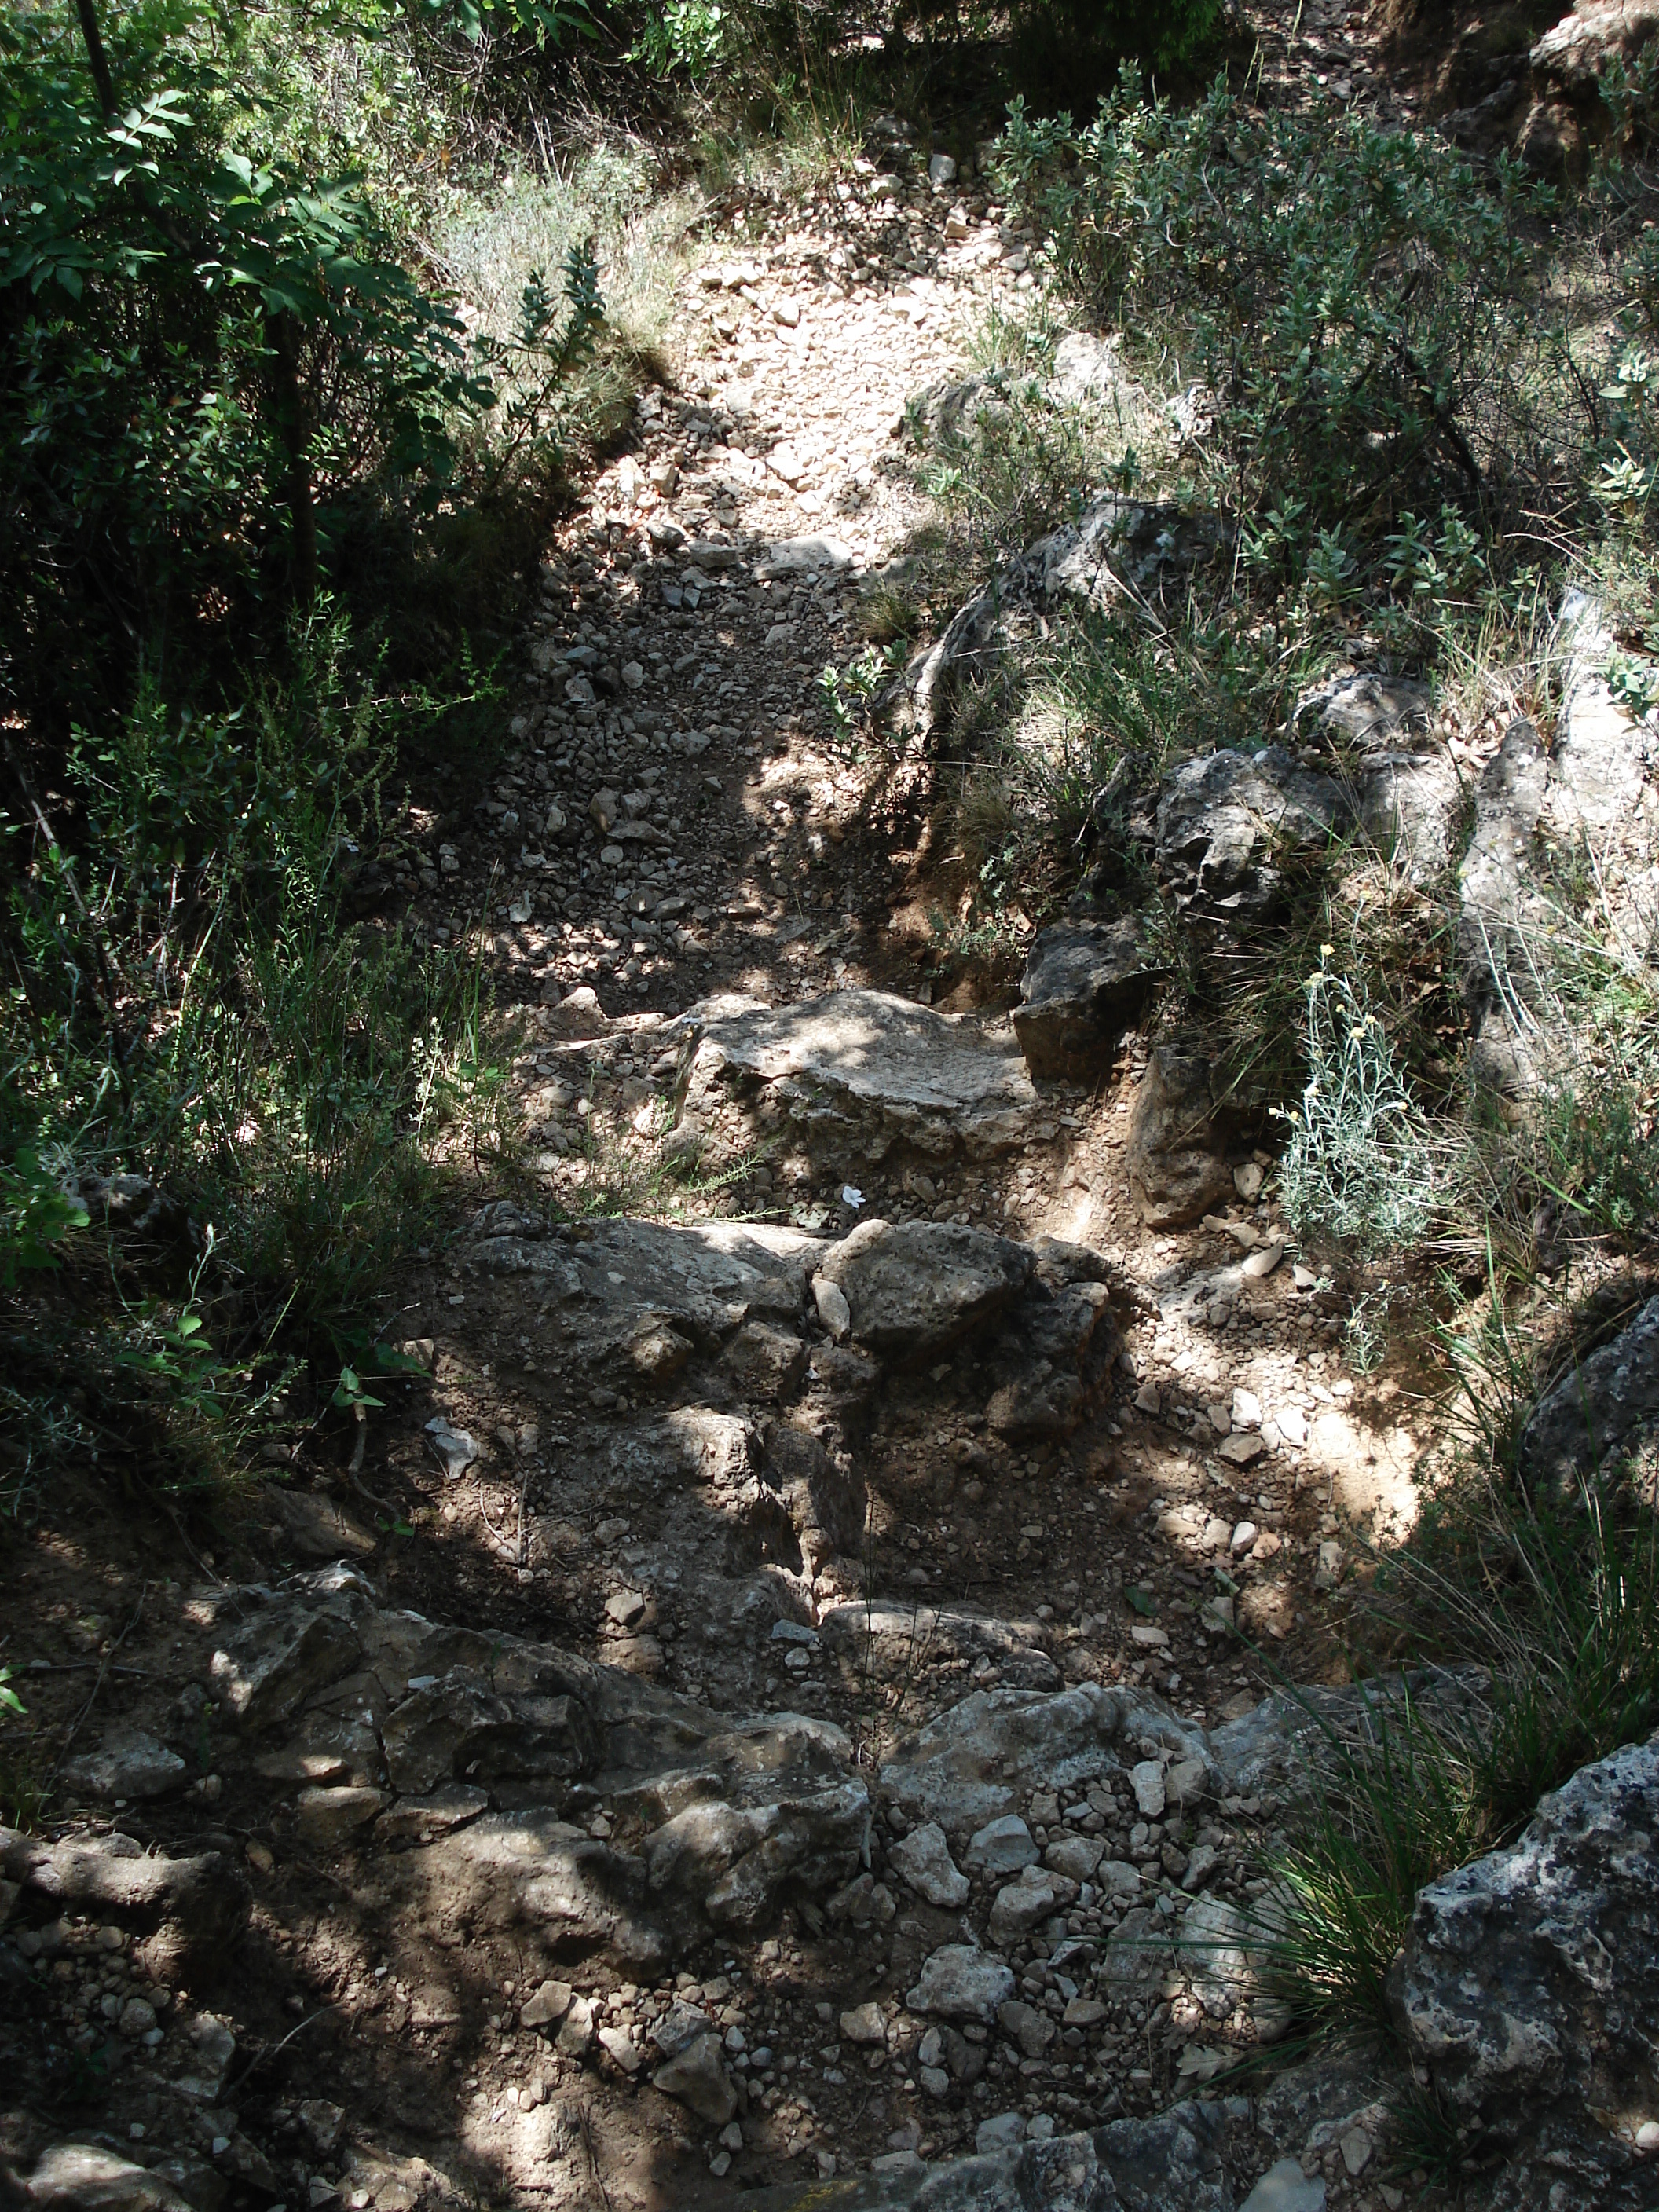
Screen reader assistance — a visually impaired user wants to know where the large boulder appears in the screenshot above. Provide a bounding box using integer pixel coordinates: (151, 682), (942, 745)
(1393, 1727), (1659, 2192)
(672, 989), (1036, 1161)
(1532, 0), (1659, 93)
(1155, 749), (1351, 928)
(1012, 917), (1166, 1079)
(815, 1218), (1033, 1361)
(1124, 1043), (1236, 1228)
(1519, 1295), (1659, 1488)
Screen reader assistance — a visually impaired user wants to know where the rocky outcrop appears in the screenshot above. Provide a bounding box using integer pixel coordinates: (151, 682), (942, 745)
(888, 493), (1226, 738)
(878, 1681), (1215, 1839)
(1456, 717), (1559, 1097)
(672, 989), (1037, 1161)
(1520, 1295), (1659, 1486)
(1155, 749), (1352, 930)
(1295, 671), (1463, 887)
(1392, 1726), (1659, 2201)
(1012, 917), (1166, 1079)
(200, 1568), (871, 1968)
(463, 1209), (1126, 1463)
(1124, 1044), (1237, 1229)
(753, 2099), (1234, 2210)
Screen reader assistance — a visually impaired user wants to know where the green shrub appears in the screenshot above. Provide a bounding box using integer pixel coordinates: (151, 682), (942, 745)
(0, 0), (600, 737)
(996, 74), (1568, 590)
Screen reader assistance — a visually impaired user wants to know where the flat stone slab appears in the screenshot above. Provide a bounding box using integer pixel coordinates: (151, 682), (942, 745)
(675, 989), (1036, 1160)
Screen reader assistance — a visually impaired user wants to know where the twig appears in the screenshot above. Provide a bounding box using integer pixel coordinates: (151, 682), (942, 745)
(577, 2103), (613, 2212)
(222, 2001), (345, 2096)
(50, 1584), (147, 1782)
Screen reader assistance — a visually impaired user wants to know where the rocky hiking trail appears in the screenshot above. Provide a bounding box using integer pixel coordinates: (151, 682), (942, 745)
(9, 26), (1659, 2212)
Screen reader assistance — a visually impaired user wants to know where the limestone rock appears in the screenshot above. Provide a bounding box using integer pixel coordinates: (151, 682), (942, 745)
(1047, 331), (1133, 408)
(60, 1728), (186, 1802)
(1520, 1295), (1659, 1487)
(816, 1218), (1032, 1361)
(1240, 2159), (1327, 2212)
(1125, 1044), (1236, 1229)
(1355, 750), (1466, 887)
(963, 1815), (1038, 1876)
(906, 1945), (1015, 2023)
(1296, 672), (1432, 753)
(1155, 749), (1351, 928)
(266, 1486), (379, 1560)
(888, 1821), (969, 1907)
(880, 1682), (1215, 1838)
(995, 1996), (1056, 2056)
(1456, 718), (1558, 1097)
(753, 2102), (1231, 2210)
(1013, 917), (1164, 1079)
(984, 1274), (1115, 1441)
(210, 1604), (363, 1733)
(0, 1828), (247, 1982)
(987, 1863), (1076, 1946)
(1532, 0), (1659, 93)
(1393, 1727), (1659, 2152)
(674, 989), (1036, 1162)
(651, 2031), (738, 2125)
(819, 1603), (1060, 1697)
(27, 2145), (196, 2212)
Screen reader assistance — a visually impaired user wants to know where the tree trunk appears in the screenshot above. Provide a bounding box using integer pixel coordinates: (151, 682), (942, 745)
(75, 0), (116, 117)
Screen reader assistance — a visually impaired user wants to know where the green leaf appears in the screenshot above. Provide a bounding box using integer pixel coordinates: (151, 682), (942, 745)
(1126, 1585), (1158, 1617)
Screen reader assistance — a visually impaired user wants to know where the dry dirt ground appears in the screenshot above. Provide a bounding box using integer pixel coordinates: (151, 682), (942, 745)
(3, 12), (1478, 2212)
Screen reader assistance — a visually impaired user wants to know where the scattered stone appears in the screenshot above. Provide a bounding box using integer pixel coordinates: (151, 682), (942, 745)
(839, 2001), (887, 2045)
(60, 1729), (186, 1802)
(1130, 1760), (1166, 1817)
(1240, 2157), (1328, 2212)
(651, 2031), (738, 2126)
(889, 1821), (970, 1907)
(520, 1979), (575, 2028)
(964, 1815), (1038, 1875)
(423, 1416), (478, 1481)
(294, 1786), (390, 1847)
(907, 1945), (1016, 2023)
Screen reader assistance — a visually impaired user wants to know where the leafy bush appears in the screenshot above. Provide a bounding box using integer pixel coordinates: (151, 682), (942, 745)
(0, 0), (600, 737)
(996, 75), (1566, 591)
